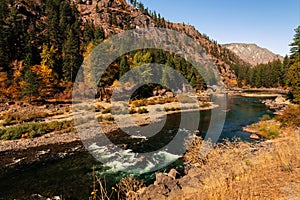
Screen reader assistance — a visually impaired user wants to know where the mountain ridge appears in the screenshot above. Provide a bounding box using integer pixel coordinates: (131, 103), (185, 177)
(76, 0), (253, 86)
(222, 43), (283, 66)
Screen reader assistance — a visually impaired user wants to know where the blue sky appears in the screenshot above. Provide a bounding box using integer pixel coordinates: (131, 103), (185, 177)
(139, 0), (300, 56)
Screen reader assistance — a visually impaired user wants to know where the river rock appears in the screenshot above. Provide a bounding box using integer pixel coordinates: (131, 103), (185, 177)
(165, 91), (174, 98)
(154, 172), (173, 186)
(167, 168), (179, 180)
(275, 95), (286, 104)
(250, 134), (260, 140)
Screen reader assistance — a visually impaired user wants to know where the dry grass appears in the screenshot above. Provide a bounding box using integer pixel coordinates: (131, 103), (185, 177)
(181, 128), (300, 200)
(116, 175), (145, 200)
(276, 104), (300, 127)
(91, 174), (144, 200)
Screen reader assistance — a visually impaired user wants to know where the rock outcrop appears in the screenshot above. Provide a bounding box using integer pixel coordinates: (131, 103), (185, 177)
(134, 168), (204, 200)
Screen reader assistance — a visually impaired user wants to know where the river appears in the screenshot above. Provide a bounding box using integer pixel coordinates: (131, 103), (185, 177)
(0, 96), (274, 199)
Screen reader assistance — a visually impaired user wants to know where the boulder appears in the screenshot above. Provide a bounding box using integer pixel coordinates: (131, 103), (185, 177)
(250, 134), (260, 140)
(275, 95), (285, 104)
(165, 91), (174, 98)
(167, 168), (179, 180)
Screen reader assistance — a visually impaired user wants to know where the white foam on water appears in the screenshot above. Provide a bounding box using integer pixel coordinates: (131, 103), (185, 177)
(129, 134), (148, 140)
(88, 143), (181, 173)
(86, 127), (194, 173)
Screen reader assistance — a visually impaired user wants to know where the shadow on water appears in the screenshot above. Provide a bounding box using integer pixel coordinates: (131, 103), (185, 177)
(0, 96), (274, 199)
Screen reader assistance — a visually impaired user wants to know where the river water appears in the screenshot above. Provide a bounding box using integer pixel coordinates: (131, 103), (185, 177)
(0, 96), (273, 199)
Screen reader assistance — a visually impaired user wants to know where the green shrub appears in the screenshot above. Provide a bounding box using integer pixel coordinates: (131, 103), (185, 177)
(97, 116), (103, 122)
(177, 94), (197, 104)
(200, 102), (211, 108)
(103, 116), (114, 121)
(131, 100), (146, 108)
(0, 120), (74, 140)
(137, 108), (148, 114)
(1, 111), (49, 125)
(102, 107), (112, 114)
(268, 130), (279, 139)
(147, 99), (156, 105)
(261, 114), (271, 121)
(129, 109), (136, 114)
(155, 107), (162, 112)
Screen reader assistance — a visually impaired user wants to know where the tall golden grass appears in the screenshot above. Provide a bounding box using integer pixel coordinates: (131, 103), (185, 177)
(181, 128), (300, 200)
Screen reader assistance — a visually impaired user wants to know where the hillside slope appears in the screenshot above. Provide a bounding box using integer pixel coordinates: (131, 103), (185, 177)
(0, 0), (253, 100)
(77, 0), (251, 86)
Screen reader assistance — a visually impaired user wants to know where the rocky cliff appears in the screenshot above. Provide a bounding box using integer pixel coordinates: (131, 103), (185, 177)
(223, 43), (283, 66)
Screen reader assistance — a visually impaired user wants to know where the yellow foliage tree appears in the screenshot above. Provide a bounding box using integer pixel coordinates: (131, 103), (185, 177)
(31, 64), (57, 97)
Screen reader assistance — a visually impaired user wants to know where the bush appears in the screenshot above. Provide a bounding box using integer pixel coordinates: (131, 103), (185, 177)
(131, 99), (146, 108)
(261, 114), (271, 121)
(177, 94), (197, 104)
(102, 107), (112, 114)
(116, 175), (145, 199)
(200, 102), (211, 108)
(276, 105), (300, 127)
(0, 111), (49, 126)
(268, 130), (279, 138)
(137, 108), (148, 114)
(103, 116), (114, 121)
(0, 120), (74, 140)
(155, 107), (162, 112)
(129, 109), (136, 114)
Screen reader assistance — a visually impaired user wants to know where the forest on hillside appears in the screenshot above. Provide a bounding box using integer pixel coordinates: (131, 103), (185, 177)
(0, 0), (299, 103)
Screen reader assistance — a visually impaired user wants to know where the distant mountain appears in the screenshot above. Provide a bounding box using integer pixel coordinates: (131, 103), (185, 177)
(222, 43), (283, 66)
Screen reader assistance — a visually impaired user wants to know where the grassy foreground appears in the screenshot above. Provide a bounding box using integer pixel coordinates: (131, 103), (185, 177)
(108, 105), (300, 200)
(178, 105), (300, 200)
(182, 130), (300, 199)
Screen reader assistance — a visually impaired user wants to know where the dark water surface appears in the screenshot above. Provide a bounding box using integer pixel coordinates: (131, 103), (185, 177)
(0, 96), (273, 199)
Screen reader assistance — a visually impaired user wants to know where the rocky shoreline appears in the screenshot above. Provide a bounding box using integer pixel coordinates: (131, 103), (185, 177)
(262, 95), (291, 114)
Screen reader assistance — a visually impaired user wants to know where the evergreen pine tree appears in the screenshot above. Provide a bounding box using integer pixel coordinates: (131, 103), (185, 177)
(62, 24), (83, 82)
(287, 26), (300, 103)
(22, 69), (39, 102)
(289, 26), (300, 62)
(119, 56), (130, 79)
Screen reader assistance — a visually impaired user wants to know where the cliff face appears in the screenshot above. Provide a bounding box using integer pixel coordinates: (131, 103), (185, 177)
(223, 43), (284, 66)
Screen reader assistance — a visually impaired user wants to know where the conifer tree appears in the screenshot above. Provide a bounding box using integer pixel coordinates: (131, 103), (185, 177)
(62, 24), (83, 82)
(22, 68), (39, 102)
(287, 26), (300, 103)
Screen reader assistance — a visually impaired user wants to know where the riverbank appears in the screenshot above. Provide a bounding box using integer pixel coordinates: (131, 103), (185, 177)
(133, 126), (300, 200)
(127, 97), (300, 200)
(1, 95), (291, 199)
(243, 104), (299, 140)
(0, 98), (216, 169)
